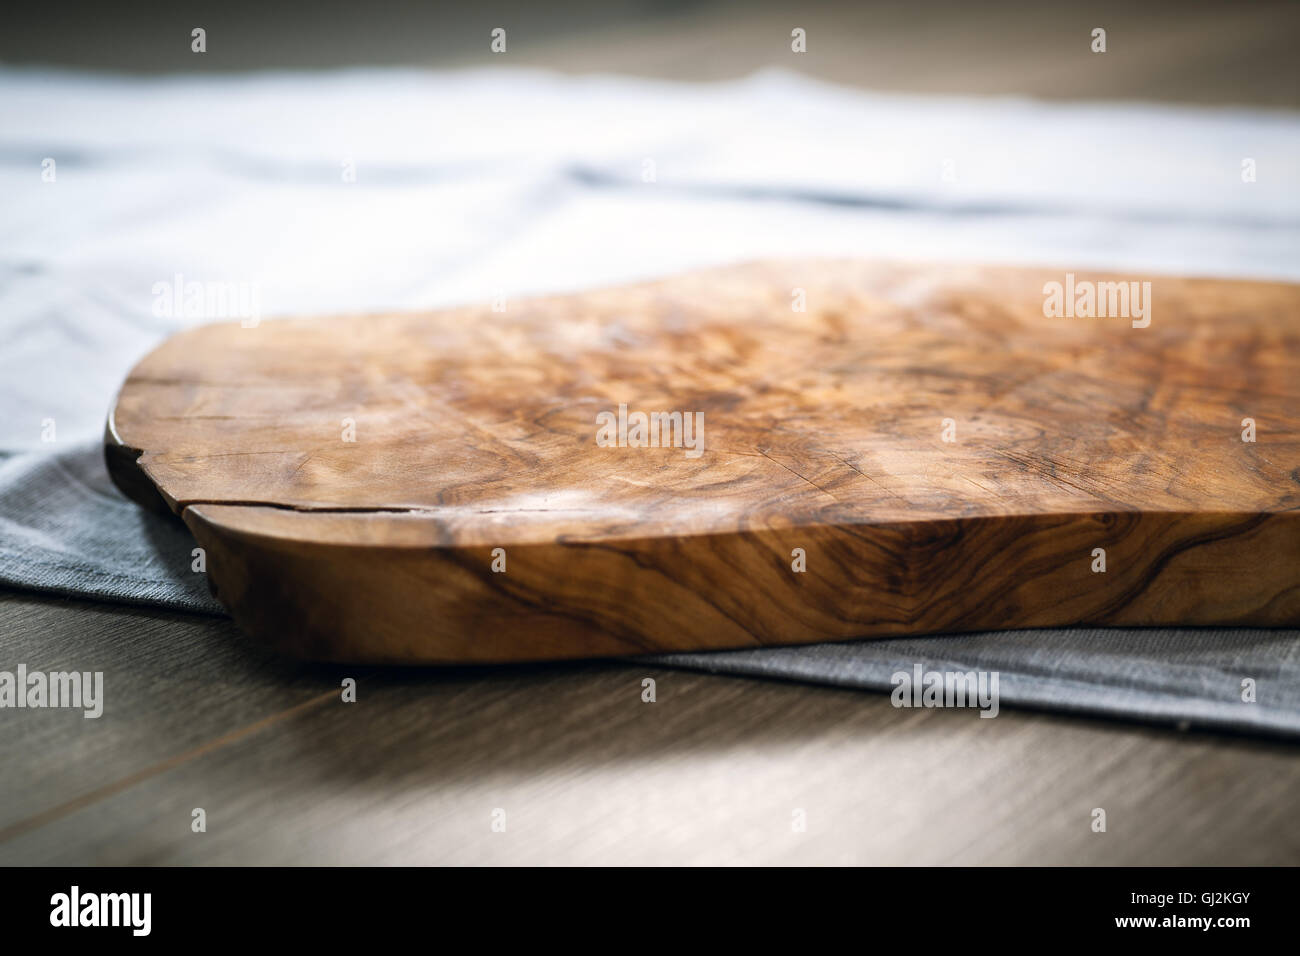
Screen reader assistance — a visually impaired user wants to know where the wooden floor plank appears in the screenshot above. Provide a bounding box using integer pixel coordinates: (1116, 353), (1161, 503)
(0, 592), (346, 830)
(2, 590), (1297, 864)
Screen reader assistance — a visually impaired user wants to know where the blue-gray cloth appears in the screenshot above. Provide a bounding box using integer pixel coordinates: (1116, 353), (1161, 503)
(0, 442), (218, 614)
(3, 441), (1298, 739)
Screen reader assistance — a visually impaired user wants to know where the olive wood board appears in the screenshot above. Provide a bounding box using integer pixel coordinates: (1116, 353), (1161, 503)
(106, 260), (1300, 663)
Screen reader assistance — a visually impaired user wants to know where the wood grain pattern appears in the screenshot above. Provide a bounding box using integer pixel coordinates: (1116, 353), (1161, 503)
(106, 260), (1300, 663)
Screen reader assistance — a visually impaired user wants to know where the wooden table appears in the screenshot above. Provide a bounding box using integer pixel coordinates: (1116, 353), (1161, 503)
(5, 0), (1298, 109)
(3, 587), (1297, 865)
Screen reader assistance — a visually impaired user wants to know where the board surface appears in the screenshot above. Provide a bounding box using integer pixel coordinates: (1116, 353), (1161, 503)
(106, 260), (1300, 663)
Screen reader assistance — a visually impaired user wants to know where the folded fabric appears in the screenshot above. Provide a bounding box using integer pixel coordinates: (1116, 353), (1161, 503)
(3, 68), (1298, 453)
(649, 630), (1300, 739)
(2, 66), (1298, 737)
(0, 442), (220, 614)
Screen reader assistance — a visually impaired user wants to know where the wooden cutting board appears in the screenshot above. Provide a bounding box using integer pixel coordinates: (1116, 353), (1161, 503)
(106, 260), (1300, 663)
